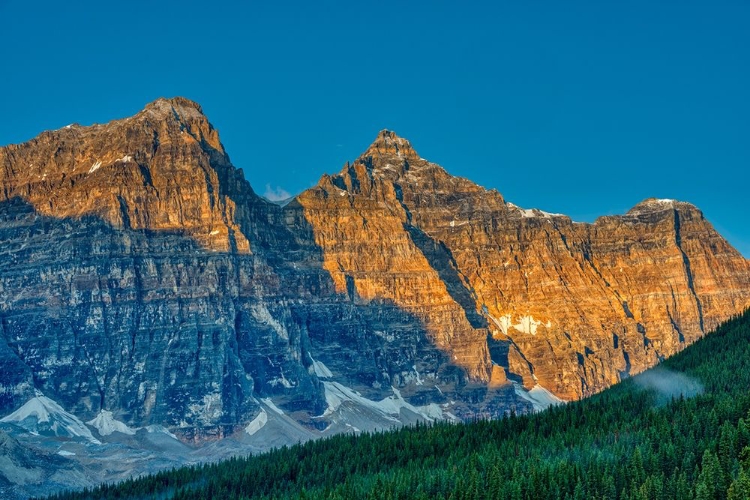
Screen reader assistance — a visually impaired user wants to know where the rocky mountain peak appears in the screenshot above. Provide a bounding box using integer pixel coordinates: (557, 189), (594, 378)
(138, 96), (207, 123)
(1, 99), (749, 496)
(360, 129), (420, 161)
(0, 95), (246, 249)
(627, 198), (699, 217)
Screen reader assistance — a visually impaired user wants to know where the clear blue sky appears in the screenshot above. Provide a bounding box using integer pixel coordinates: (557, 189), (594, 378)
(1, 1), (748, 256)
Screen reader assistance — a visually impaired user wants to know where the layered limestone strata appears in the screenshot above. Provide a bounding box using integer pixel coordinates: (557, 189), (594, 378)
(0, 99), (747, 440)
(314, 131), (749, 399)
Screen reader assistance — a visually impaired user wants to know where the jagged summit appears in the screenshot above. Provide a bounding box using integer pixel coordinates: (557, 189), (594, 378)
(134, 96), (224, 151)
(360, 130), (420, 161)
(0, 95), (239, 245)
(627, 198), (699, 216)
(139, 96), (207, 121)
(41, 97), (207, 136)
(147, 96), (203, 111)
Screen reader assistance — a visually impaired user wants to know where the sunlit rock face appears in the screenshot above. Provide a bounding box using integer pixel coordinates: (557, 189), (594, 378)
(311, 131), (750, 400)
(0, 99), (748, 441)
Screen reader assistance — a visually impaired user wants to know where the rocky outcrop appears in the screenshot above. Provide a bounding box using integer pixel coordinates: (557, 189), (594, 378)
(308, 131), (750, 401)
(0, 100), (747, 443)
(0, 98), (327, 439)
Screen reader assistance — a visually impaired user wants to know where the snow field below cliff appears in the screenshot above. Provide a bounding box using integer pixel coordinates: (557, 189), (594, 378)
(0, 392), (101, 444)
(87, 410), (136, 437)
(310, 356), (449, 423)
(244, 409), (268, 436)
(321, 381), (453, 424)
(512, 383), (565, 411)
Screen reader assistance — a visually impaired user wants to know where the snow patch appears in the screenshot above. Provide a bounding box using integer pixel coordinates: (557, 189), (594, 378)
(514, 315), (543, 335)
(250, 303), (288, 339)
(507, 202), (562, 219)
(116, 155), (133, 163)
(1, 392), (101, 444)
(57, 450), (75, 456)
(321, 382), (451, 423)
(513, 383), (565, 412)
(310, 357), (333, 378)
(630, 198), (691, 215)
(86, 410), (136, 436)
(487, 313), (513, 335)
(244, 409), (267, 436)
(413, 365), (424, 386)
(88, 161), (102, 174)
(484, 311), (545, 336)
(261, 398), (285, 416)
(3, 394), (59, 425)
(144, 425), (178, 440)
(268, 375), (294, 389)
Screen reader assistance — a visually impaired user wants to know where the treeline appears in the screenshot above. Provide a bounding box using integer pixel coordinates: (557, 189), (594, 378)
(41, 310), (750, 499)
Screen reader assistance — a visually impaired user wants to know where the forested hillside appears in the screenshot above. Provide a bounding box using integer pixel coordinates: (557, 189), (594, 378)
(43, 310), (750, 500)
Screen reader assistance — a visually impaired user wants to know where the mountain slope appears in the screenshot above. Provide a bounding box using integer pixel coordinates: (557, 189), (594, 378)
(0, 97), (326, 439)
(297, 130), (750, 400)
(0, 98), (747, 465)
(41, 309), (750, 499)
(1, 392), (99, 444)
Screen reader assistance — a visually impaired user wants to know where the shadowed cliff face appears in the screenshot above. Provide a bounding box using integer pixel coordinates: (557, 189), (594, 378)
(0, 100), (748, 442)
(0, 195), (330, 439)
(0, 99), (322, 437)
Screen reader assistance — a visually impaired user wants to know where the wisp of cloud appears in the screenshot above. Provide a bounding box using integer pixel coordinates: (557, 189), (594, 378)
(633, 367), (704, 403)
(263, 184), (291, 202)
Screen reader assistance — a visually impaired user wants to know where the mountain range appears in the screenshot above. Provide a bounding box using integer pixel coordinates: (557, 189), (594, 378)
(0, 97), (748, 497)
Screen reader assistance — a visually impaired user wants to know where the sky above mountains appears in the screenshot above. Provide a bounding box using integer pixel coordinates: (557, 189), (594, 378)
(1, 1), (748, 256)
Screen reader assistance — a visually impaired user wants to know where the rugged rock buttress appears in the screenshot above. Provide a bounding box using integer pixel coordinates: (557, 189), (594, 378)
(0, 100), (748, 443)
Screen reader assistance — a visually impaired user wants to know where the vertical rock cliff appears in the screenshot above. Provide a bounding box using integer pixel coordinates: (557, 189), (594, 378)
(0, 102), (748, 442)
(0, 98), (327, 438)
(299, 130), (750, 402)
